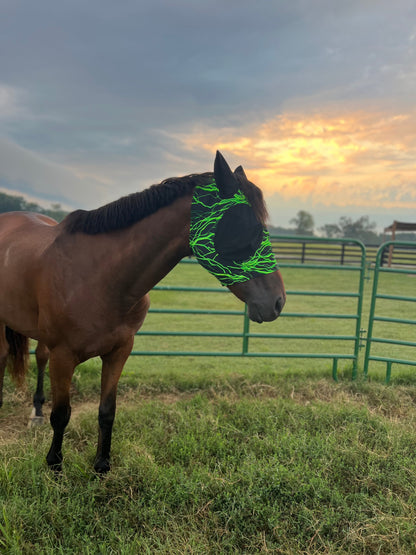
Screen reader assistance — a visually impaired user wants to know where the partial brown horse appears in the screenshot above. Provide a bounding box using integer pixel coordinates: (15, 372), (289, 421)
(0, 152), (285, 473)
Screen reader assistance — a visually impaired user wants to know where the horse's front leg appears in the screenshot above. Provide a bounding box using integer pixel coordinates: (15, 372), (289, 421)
(29, 341), (50, 425)
(46, 347), (77, 472)
(94, 337), (134, 474)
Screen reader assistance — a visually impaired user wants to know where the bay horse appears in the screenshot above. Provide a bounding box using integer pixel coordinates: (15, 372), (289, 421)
(0, 151), (285, 473)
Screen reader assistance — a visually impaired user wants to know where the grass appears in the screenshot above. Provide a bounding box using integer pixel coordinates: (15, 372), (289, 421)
(2, 373), (416, 553)
(1, 262), (416, 553)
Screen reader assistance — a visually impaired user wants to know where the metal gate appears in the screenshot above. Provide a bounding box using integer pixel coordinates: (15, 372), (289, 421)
(363, 240), (416, 382)
(132, 236), (367, 380)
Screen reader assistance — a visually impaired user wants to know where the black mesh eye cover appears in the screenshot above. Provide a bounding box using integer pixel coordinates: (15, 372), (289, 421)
(214, 205), (264, 263)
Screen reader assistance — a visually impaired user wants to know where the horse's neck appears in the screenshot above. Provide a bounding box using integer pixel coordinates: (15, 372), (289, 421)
(53, 194), (193, 312)
(109, 194), (193, 297)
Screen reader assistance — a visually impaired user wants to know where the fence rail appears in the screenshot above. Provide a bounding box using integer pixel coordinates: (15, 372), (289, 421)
(270, 236), (367, 266)
(132, 236), (367, 380)
(270, 239), (416, 268)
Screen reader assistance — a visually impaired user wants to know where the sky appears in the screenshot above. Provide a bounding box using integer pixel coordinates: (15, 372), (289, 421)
(1, 0), (415, 231)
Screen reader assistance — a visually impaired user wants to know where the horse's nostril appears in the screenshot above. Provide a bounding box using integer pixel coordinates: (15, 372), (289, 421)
(275, 296), (284, 314)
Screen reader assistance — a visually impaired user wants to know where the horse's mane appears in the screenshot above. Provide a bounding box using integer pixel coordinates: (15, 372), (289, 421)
(63, 173), (210, 234)
(63, 171), (268, 235)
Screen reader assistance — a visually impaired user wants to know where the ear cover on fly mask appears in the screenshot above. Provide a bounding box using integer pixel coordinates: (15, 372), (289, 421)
(189, 152), (277, 286)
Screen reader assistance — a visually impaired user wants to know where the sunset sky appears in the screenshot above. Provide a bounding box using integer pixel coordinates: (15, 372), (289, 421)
(1, 0), (415, 231)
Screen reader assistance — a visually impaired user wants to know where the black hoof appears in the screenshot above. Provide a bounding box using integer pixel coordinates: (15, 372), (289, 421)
(94, 458), (111, 474)
(47, 462), (63, 473)
(46, 451), (63, 473)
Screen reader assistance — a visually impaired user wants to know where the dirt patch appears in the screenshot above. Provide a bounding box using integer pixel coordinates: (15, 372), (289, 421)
(4, 382), (415, 446)
(0, 389), (199, 445)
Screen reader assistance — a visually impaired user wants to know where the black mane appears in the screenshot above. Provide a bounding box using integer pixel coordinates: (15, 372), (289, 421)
(63, 170), (268, 235)
(63, 173), (213, 234)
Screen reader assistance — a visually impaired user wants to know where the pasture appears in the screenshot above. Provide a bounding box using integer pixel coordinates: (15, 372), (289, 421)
(1, 262), (416, 553)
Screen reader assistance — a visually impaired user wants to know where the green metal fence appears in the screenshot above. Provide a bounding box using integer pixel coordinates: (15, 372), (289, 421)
(133, 236), (367, 380)
(364, 240), (416, 382)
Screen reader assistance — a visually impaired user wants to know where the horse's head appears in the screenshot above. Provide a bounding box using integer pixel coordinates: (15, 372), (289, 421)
(190, 151), (285, 323)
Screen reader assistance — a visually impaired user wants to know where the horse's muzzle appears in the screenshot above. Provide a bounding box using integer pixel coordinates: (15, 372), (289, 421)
(228, 269), (286, 324)
(247, 294), (286, 324)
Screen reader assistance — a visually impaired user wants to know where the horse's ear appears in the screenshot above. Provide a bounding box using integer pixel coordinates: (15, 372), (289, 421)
(234, 165), (247, 181)
(214, 151), (239, 198)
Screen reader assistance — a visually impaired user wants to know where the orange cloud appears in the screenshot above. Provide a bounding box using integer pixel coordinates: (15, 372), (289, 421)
(172, 110), (416, 210)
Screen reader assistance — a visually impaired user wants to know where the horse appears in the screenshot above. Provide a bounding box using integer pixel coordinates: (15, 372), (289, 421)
(0, 151), (285, 473)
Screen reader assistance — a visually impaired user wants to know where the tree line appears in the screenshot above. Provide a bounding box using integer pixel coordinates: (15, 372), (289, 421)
(0, 191), (68, 222)
(269, 210), (416, 245)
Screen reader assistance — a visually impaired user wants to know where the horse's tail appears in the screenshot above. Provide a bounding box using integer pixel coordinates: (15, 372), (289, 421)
(5, 327), (29, 388)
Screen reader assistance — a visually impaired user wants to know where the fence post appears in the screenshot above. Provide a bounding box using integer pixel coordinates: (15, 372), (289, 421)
(352, 241), (366, 380)
(363, 246), (381, 378)
(332, 358), (338, 382)
(301, 242), (306, 264)
(242, 304), (250, 355)
(340, 244), (345, 265)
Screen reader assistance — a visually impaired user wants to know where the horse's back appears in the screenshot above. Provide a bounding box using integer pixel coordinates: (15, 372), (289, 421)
(0, 210), (57, 232)
(0, 211), (58, 264)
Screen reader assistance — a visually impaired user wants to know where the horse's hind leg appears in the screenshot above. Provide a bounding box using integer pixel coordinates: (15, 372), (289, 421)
(94, 337), (134, 473)
(46, 347), (77, 472)
(29, 342), (50, 425)
(0, 361), (4, 409)
(0, 325), (8, 408)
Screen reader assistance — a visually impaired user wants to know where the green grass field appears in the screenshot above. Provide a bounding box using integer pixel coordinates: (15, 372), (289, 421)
(1, 262), (415, 553)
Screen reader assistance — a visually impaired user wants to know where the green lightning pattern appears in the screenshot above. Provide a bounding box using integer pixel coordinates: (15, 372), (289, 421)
(189, 180), (277, 286)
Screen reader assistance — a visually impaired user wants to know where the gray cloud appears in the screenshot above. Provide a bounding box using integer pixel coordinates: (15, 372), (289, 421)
(0, 137), (109, 208)
(0, 0), (415, 221)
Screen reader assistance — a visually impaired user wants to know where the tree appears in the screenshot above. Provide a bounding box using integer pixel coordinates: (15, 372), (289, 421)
(319, 223), (342, 238)
(320, 215), (379, 244)
(0, 192), (29, 213)
(290, 210), (314, 236)
(43, 203), (68, 222)
(338, 216), (378, 243)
